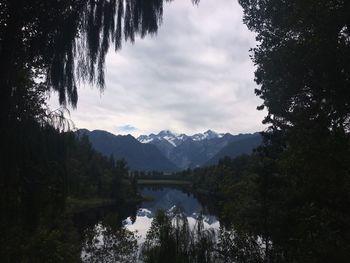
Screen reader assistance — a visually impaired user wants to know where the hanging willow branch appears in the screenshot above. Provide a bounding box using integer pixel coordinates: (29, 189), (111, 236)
(43, 0), (200, 108)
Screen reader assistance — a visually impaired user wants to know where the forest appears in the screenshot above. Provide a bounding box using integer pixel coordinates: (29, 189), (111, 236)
(1, 0), (349, 262)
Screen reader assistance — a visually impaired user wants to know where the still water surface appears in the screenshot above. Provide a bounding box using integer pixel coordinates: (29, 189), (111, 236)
(124, 187), (220, 241)
(79, 186), (220, 262)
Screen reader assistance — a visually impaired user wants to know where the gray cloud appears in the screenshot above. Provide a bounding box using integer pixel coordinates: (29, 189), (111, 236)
(116, 124), (138, 133)
(50, 0), (266, 136)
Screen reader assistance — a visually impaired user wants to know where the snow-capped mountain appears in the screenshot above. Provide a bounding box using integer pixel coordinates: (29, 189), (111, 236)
(138, 130), (189, 147)
(77, 129), (178, 172)
(191, 130), (225, 141)
(77, 129), (261, 171)
(137, 129), (225, 146)
(137, 130), (260, 169)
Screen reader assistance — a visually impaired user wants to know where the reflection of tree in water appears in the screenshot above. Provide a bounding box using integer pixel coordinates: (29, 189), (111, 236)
(82, 213), (138, 263)
(78, 206), (274, 263)
(140, 208), (272, 263)
(217, 229), (268, 263)
(141, 209), (218, 263)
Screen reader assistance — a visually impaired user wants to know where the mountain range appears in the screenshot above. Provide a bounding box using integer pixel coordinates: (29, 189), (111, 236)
(137, 130), (262, 169)
(77, 129), (178, 171)
(78, 129), (262, 172)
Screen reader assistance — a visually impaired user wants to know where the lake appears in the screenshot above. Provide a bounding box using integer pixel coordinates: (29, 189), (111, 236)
(125, 186), (220, 241)
(79, 186), (220, 262)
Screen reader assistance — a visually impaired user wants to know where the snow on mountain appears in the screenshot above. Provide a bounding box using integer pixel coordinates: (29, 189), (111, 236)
(192, 130), (225, 141)
(137, 129), (225, 145)
(163, 136), (177, 147)
(191, 133), (206, 141)
(135, 130), (260, 170)
(138, 135), (154, 144)
(137, 130), (189, 147)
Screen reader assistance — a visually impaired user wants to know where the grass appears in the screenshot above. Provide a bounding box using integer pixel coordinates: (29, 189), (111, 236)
(66, 196), (115, 213)
(137, 179), (192, 186)
(141, 195), (156, 202)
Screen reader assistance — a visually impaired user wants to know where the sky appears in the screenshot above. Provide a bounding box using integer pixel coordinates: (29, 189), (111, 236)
(49, 0), (267, 137)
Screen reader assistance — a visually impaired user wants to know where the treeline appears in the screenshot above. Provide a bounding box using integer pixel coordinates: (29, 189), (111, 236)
(134, 170), (191, 181)
(171, 0), (348, 262)
(1, 122), (137, 262)
(1, 0), (350, 262)
(0, 1), (188, 261)
(185, 156), (252, 196)
(230, 0), (350, 261)
(66, 133), (137, 200)
(140, 208), (267, 263)
(180, 142), (350, 262)
(141, 209), (218, 263)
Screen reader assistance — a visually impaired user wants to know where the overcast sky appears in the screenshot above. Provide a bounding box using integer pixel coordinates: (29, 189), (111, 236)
(50, 0), (266, 136)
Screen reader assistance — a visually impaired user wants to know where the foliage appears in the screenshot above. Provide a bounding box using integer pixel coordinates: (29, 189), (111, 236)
(0, 1), (200, 261)
(236, 0), (350, 261)
(181, 1), (350, 262)
(0, 0), (198, 110)
(82, 217), (138, 263)
(65, 133), (132, 200)
(141, 209), (219, 263)
(184, 140), (350, 262)
(0, 126), (137, 262)
(217, 228), (267, 263)
(1, 0), (349, 262)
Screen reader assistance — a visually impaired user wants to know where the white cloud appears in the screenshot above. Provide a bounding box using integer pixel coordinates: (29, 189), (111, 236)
(116, 124), (138, 134)
(49, 0), (266, 136)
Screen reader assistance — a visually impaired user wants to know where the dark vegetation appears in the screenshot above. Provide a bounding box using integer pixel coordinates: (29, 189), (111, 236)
(0, 0), (176, 261)
(141, 209), (218, 263)
(177, 0), (350, 262)
(0, 0), (349, 262)
(140, 208), (267, 263)
(235, 0), (350, 261)
(1, 126), (138, 261)
(135, 0), (350, 261)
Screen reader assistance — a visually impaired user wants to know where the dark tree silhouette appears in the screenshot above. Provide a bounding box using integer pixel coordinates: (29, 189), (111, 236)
(237, 1), (350, 261)
(0, 1), (202, 261)
(0, 0), (199, 114)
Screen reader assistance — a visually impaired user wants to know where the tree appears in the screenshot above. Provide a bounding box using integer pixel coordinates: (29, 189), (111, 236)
(0, 0), (199, 223)
(238, 0), (350, 261)
(239, 0), (350, 132)
(1, 1), (202, 261)
(0, 0), (199, 115)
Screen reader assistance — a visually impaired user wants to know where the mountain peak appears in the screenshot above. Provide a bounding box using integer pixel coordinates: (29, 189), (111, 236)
(137, 130), (184, 147)
(77, 129), (178, 172)
(158, 130), (176, 136)
(138, 130), (229, 146)
(204, 129), (217, 136)
(79, 128), (261, 171)
(203, 129), (224, 140)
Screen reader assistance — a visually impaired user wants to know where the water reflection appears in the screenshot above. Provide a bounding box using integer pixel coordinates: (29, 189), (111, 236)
(75, 203), (138, 262)
(82, 220), (138, 263)
(79, 186), (221, 262)
(124, 187), (220, 241)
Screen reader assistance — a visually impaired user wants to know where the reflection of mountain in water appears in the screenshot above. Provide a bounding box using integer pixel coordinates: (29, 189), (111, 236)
(142, 188), (201, 215)
(124, 187), (220, 242)
(191, 213), (218, 225)
(137, 187), (218, 226)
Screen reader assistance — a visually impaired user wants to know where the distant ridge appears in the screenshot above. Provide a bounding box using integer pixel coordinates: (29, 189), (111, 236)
(205, 133), (262, 166)
(137, 130), (262, 169)
(77, 129), (262, 171)
(138, 129), (225, 145)
(77, 129), (179, 172)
